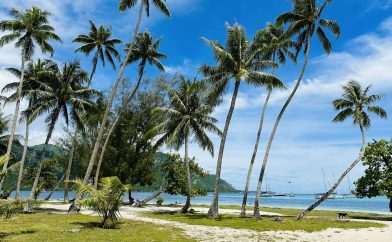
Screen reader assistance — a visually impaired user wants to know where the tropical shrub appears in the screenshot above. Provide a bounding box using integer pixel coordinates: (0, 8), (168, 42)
(0, 199), (36, 219)
(156, 196), (164, 206)
(75, 176), (130, 229)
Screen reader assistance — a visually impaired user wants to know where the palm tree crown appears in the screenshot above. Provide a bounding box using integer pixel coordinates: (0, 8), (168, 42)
(276, 0), (340, 55)
(119, 0), (170, 17)
(73, 20), (121, 85)
(152, 76), (222, 154)
(26, 60), (96, 129)
(125, 31), (166, 76)
(332, 80), (387, 128)
(201, 23), (283, 105)
(0, 7), (62, 58)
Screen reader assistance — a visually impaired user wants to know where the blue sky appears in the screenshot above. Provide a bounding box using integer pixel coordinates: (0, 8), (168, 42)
(0, 0), (392, 193)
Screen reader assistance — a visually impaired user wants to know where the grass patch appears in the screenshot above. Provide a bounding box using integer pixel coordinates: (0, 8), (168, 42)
(0, 213), (194, 242)
(143, 212), (385, 232)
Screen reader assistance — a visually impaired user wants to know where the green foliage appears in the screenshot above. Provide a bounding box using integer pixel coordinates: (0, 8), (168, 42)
(75, 176), (130, 229)
(355, 139), (392, 201)
(0, 199), (35, 219)
(156, 195), (164, 206)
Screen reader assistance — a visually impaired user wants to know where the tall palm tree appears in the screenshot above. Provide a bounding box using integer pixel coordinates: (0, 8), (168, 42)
(0, 7), (61, 191)
(63, 21), (121, 202)
(253, 0), (340, 219)
(150, 76), (222, 213)
(25, 60), (95, 204)
(202, 23), (282, 218)
(93, 31), (166, 187)
(82, 0), (170, 185)
(1, 60), (51, 198)
(297, 80), (387, 220)
(73, 20), (121, 86)
(241, 23), (293, 216)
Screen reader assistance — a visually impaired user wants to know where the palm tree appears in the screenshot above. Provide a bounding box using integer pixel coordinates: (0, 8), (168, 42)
(1, 60), (51, 198)
(253, 0), (340, 219)
(63, 21), (121, 202)
(150, 76), (222, 213)
(241, 23), (293, 216)
(25, 60), (95, 204)
(297, 80), (387, 220)
(82, 0), (171, 185)
(0, 7), (61, 191)
(94, 31), (166, 188)
(201, 23), (282, 218)
(73, 20), (121, 86)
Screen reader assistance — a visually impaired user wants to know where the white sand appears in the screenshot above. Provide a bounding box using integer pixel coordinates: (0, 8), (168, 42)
(40, 203), (392, 242)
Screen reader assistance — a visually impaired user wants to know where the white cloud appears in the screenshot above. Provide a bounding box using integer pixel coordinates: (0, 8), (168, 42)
(164, 58), (200, 77)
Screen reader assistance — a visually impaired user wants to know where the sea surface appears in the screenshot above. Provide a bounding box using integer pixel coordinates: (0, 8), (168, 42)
(13, 191), (391, 214)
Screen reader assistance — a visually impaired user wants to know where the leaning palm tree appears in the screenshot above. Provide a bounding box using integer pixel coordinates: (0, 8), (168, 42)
(93, 31), (166, 188)
(202, 23), (282, 218)
(253, 0), (340, 219)
(0, 7), (61, 191)
(241, 23), (293, 216)
(63, 21), (121, 202)
(83, 0), (170, 185)
(297, 80), (387, 220)
(150, 76), (222, 213)
(25, 60), (95, 205)
(1, 60), (51, 198)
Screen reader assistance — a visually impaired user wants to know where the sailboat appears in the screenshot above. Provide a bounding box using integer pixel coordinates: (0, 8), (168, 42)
(315, 170), (344, 199)
(261, 181), (273, 197)
(342, 176), (356, 198)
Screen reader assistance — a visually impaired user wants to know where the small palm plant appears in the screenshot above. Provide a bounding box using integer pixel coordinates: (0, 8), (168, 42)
(297, 80), (387, 220)
(75, 176), (130, 229)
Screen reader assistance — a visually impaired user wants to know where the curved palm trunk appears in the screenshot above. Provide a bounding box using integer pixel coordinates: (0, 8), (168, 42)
(180, 135), (191, 213)
(15, 121), (29, 199)
(253, 42), (311, 219)
(29, 118), (57, 200)
(207, 80), (241, 219)
(93, 63), (145, 188)
(240, 90), (271, 216)
(82, 2), (144, 184)
(94, 116), (119, 189)
(44, 174), (65, 200)
(64, 128), (77, 203)
(0, 55), (26, 191)
(296, 125), (366, 220)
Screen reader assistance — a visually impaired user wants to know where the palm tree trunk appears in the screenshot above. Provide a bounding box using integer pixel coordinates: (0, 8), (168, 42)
(240, 90), (271, 216)
(29, 118), (57, 200)
(141, 182), (165, 205)
(180, 135), (191, 213)
(82, 2), (144, 184)
(296, 125), (366, 220)
(15, 121), (29, 199)
(253, 41), (311, 219)
(389, 197), (392, 213)
(94, 116), (119, 189)
(64, 128), (77, 203)
(44, 174), (65, 200)
(207, 80), (241, 219)
(93, 62), (146, 188)
(0, 54), (26, 191)
(87, 62), (97, 87)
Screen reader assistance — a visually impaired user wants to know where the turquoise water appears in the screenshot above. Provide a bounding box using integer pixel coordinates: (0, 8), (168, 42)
(14, 191), (391, 214)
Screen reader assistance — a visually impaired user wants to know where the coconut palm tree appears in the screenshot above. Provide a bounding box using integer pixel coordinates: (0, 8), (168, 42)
(63, 21), (121, 202)
(25, 60), (95, 204)
(1, 60), (51, 198)
(73, 20), (121, 86)
(202, 23), (282, 218)
(297, 80), (387, 220)
(0, 7), (61, 191)
(241, 23), (293, 216)
(83, 0), (171, 185)
(150, 76), (222, 213)
(93, 31), (166, 188)
(253, 0), (340, 219)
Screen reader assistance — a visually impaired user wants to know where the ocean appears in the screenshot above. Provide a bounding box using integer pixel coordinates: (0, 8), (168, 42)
(13, 190), (391, 214)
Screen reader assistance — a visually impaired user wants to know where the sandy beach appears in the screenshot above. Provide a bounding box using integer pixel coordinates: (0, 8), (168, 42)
(40, 203), (392, 242)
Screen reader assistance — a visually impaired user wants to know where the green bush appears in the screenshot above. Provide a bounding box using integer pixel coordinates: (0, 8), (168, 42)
(0, 199), (35, 219)
(75, 176), (130, 229)
(156, 196), (164, 206)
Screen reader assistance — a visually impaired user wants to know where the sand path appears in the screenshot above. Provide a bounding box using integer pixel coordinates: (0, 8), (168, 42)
(40, 203), (392, 242)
